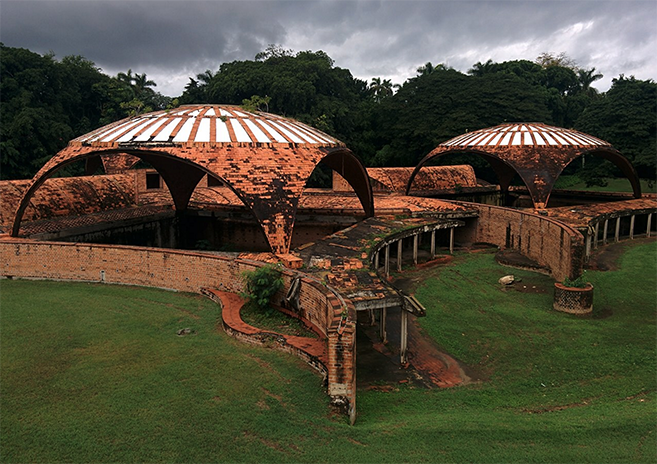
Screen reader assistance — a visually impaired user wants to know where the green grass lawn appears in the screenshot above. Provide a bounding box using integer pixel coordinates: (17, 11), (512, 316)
(1, 240), (656, 462)
(554, 175), (657, 194)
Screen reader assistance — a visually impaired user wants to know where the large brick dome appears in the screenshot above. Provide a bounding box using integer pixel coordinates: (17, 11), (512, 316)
(11, 105), (374, 253)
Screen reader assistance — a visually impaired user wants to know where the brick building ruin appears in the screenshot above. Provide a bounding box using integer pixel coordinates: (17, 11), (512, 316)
(2, 106), (655, 423)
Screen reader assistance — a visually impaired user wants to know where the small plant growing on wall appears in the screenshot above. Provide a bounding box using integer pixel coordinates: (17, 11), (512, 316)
(241, 264), (284, 315)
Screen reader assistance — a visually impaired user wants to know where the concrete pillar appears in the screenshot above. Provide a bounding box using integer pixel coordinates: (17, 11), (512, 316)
(374, 249), (380, 270)
(400, 309), (408, 364)
(630, 215), (636, 239)
(431, 230), (436, 258)
(585, 231), (592, 258)
(449, 228), (455, 254)
(413, 234), (418, 265)
(593, 222), (600, 249)
(603, 219), (609, 245)
(397, 240), (403, 272)
(384, 245), (390, 278)
(647, 213), (653, 238)
(380, 306), (387, 343)
(615, 217), (621, 242)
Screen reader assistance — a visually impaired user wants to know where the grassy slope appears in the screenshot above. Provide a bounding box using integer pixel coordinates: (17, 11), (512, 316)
(1, 240), (655, 462)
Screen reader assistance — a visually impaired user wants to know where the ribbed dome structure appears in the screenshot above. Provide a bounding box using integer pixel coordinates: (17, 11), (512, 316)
(407, 123), (641, 209)
(11, 105), (374, 253)
(441, 123), (608, 149)
(75, 105), (343, 147)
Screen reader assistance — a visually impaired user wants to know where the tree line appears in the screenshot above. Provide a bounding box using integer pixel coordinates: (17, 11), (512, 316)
(1, 43), (655, 184)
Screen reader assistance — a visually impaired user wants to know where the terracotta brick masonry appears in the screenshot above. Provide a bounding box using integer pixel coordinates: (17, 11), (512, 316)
(202, 289), (329, 378)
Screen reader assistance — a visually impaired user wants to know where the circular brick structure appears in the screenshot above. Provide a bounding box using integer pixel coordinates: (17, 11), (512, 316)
(553, 282), (594, 314)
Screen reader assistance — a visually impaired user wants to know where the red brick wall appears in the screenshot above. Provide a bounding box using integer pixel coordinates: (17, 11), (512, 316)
(458, 202), (585, 281)
(0, 239), (357, 417)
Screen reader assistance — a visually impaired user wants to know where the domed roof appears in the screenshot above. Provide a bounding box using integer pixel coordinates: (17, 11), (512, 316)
(441, 123), (609, 149)
(407, 122), (640, 209)
(12, 104), (373, 254)
(74, 104), (343, 147)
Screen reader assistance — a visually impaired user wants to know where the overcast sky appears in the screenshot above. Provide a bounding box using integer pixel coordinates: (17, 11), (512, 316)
(1, 0), (655, 97)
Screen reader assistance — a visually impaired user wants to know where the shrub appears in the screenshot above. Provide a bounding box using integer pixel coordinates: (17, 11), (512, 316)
(563, 271), (588, 288)
(240, 264), (284, 314)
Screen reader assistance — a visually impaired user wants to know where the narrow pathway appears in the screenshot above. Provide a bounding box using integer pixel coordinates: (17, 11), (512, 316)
(203, 289), (328, 370)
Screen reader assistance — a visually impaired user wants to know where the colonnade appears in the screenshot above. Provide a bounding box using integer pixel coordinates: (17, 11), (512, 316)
(585, 211), (655, 258)
(369, 222), (460, 364)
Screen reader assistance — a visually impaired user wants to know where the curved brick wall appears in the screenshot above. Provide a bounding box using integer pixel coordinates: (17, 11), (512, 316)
(0, 239), (356, 421)
(0, 175), (136, 230)
(455, 202), (585, 281)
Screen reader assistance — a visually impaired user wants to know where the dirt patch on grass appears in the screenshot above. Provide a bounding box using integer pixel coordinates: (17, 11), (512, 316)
(503, 276), (551, 294)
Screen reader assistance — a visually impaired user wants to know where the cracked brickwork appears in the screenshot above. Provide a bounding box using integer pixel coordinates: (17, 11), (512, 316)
(11, 105), (374, 254)
(408, 123), (642, 209)
(0, 175), (135, 231)
(334, 166), (477, 193)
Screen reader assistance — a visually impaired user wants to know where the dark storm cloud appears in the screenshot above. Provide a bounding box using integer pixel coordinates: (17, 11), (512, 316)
(1, 0), (286, 66)
(1, 0), (655, 96)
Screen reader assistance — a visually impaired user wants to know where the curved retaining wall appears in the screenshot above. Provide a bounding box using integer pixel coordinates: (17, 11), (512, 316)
(0, 239), (356, 422)
(453, 202), (585, 281)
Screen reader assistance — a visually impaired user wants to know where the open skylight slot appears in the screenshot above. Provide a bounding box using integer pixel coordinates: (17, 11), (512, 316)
(255, 120), (288, 143)
(116, 119), (155, 142)
(216, 119), (231, 142)
(194, 118), (212, 142)
(267, 121), (304, 143)
(172, 118), (196, 142)
(100, 120), (143, 142)
(279, 121), (320, 143)
(230, 119), (252, 142)
(244, 119), (271, 143)
(134, 118), (168, 141)
(153, 118), (182, 142)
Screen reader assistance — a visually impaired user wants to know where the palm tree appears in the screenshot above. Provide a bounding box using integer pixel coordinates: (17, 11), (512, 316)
(577, 67), (603, 97)
(370, 77), (394, 102)
(133, 73), (156, 97)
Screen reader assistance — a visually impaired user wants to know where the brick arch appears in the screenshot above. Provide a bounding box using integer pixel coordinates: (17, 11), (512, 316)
(12, 145), (374, 254)
(407, 146), (642, 209)
(317, 148), (374, 218)
(11, 148), (245, 237)
(561, 148), (642, 199)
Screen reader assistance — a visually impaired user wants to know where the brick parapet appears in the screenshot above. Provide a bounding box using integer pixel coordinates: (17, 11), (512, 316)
(453, 202), (585, 281)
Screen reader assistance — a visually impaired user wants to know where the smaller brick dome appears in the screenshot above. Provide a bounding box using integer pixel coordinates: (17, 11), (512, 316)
(442, 123), (608, 149)
(408, 123), (641, 209)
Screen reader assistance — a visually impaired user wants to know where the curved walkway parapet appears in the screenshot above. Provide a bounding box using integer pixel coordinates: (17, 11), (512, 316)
(202, 289), (329, 378)
(450, 202), (585, 282)
(545, 198), (657, 261)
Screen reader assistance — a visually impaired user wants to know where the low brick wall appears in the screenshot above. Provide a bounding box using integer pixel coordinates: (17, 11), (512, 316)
(0, 239), (357, 422)
(454, 202), (585, 281)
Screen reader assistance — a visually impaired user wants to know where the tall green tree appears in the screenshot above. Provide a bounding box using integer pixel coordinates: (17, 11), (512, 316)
(0, 44), (169, 179)
(180, 47), (370, 151)
(370, 68), (552, 170)
(575, 76), (657, 180)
